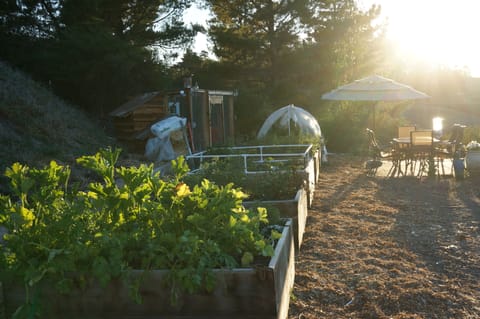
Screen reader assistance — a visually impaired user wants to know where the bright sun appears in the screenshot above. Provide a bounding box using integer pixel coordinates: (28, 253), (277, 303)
(363, 0), (480, 77)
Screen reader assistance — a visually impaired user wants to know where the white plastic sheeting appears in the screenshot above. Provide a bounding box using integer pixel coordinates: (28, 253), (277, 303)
(145, 116), (187, 162)
(151, 116), (187, 138)
(257, 104), (322, 139)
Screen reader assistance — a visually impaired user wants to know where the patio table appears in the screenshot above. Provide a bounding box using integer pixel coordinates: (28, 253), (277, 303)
(392, 137), (440, 144)
(392, 136), (440, 176)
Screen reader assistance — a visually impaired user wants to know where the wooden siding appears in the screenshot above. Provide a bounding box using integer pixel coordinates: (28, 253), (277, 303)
(112, 94), (168, 151)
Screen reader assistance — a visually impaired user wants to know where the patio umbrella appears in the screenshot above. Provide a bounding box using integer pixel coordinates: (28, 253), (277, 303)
(321, 75), (430, 129)
(257, 104), (321, 138)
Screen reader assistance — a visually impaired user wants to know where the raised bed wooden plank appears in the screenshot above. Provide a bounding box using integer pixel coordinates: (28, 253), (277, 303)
(2, 220), (294, 319)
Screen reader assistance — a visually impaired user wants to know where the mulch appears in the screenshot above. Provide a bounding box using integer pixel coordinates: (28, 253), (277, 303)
(288, 153), (480, 319)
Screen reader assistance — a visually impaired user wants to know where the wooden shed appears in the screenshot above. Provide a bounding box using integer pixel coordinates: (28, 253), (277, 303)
(109, 85), (236, 153)
(188, 88), (236, 152)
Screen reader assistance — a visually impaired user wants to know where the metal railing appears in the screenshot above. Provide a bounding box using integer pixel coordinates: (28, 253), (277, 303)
(186, 144), (314, 174)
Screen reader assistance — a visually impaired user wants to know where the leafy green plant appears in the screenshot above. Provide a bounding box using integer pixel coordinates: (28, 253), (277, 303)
(0, 148), (281, 317)
(184, 157), (306, 201)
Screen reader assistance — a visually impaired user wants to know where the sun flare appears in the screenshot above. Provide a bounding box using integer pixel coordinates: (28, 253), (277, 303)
(364, 0), (480, 76)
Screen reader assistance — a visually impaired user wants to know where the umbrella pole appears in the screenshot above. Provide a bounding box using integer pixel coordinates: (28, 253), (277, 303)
(373, 104), (376, 130)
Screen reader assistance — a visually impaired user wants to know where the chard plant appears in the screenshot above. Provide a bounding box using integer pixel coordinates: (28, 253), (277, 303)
(0, 148), (281, 318)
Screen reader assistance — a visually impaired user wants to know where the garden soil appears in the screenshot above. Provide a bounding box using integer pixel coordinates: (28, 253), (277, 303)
(288, 153), (480, 319)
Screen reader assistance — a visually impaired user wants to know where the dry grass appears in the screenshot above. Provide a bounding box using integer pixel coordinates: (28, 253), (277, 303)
(0, 60), (114, 190)
(289, 154), (480, 318)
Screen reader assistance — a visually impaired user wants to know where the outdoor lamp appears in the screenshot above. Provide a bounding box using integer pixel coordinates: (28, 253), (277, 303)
(432, 117), (443, 137)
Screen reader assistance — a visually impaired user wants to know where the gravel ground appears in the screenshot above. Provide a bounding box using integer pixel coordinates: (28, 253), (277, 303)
(288, 153), (480, 319)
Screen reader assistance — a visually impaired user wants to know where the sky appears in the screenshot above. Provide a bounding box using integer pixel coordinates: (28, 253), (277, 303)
(361, 0), (480, 77)
(184, 1), (480, 77)
(183, 4), (211, 56)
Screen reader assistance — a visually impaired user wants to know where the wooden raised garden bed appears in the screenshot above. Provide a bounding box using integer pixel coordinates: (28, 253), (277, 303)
(1, 219), (295, 319)
(0, 150), (295, 319)
(184, 147), (312, 250)
(186, 144), (318, 208)
(244, 188), (308, 251)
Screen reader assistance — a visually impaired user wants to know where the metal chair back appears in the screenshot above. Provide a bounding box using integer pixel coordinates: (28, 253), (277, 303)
(449, 124), (466, 144)
(398, 125), (416, 138)
(411, 130), (433, 148)
(410, 130), (434, 176)
(366, 128), (392, 160)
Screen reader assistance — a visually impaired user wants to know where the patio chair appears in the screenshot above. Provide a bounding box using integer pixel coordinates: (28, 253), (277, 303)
(365, 128), (396, 176)
(396, 125), (416, 174)
(435, 124), (466, 176)
(410, 130), (434, 176)
(398, 125), (416, 138)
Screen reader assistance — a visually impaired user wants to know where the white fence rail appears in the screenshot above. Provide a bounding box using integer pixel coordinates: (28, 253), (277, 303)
(186, 144), (314, 174)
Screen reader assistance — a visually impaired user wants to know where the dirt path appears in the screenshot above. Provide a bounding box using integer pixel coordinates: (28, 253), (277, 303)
(288, 154), (480, 319)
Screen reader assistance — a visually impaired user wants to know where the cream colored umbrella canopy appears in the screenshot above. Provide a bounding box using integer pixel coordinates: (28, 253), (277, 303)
(257, 104), (321, 139)
(321, 75), (430, 129)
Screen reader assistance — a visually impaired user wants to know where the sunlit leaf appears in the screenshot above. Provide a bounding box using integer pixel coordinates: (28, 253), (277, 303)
(119, 192), (129, 200)
(262, 245), (274, 257)
(271, 229), (282, 240)
(19, 206), (35, 224)
(229, 216), (237, 227)
(87, 191), (98, 199)
(240, 214), (250, 222)
(176, 183), (191, 197)
(255, 239), (266, 251)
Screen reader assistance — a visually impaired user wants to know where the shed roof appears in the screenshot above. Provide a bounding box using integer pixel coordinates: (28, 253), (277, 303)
(109, 91), (160, 117)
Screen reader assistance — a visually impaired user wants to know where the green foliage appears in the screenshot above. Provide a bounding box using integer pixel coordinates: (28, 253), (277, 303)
(1, 0), (390, 156)
(205, 0), (310, 130)
(307, 1), (383, 85)
(184, 157), (306, 201)
(196, 0), (383, 138)
(315, 100), (405, 153)
(463, 126), (480, 145)
(0, 148), (280, 317)
(313, 103), (367, 153)
(0, 0), (200, 114)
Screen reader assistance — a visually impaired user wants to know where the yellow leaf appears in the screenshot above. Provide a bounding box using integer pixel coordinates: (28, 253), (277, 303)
(20, 207), (35, 223)
(229, 216), (237, 227)
(233, 189), (248, 199)
(256, 207), (268, 220)
(176, 183), (191, 197)
(118, 213), (125, 225)
(87, 191), (98, 199)
(271, 229), (282, 240)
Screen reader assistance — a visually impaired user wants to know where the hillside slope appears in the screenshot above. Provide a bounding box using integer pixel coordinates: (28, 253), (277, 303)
(0, 60), (113, 189)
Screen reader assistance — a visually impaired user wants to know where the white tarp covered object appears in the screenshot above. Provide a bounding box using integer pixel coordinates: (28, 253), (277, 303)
(257, 104), (322, 139)
(145, 116), (187, 162)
